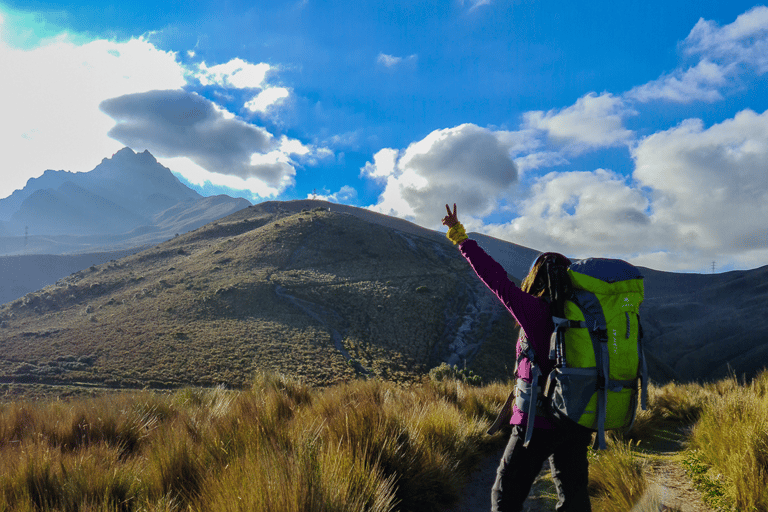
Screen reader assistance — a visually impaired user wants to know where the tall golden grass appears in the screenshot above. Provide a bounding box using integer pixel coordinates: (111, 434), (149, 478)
(0, 374), (508, 512)
(686, 371), (768, 511)
(3, 371), (768, 511)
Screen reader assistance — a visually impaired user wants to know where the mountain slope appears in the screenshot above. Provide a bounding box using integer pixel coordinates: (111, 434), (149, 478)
(641, 265), (768, 381)
(0, 198), (765, 388)
(0, 203), (519, 388)
(11, 181), (148, 236)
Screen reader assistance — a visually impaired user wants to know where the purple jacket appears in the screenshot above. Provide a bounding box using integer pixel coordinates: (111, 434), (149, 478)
(459, 239), (555, 428)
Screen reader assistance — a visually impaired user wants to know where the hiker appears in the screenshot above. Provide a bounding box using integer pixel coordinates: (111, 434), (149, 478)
(442, 203), (593, 512)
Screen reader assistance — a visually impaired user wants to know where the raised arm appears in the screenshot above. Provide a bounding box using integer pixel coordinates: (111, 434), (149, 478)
(442, 203), (547, 334)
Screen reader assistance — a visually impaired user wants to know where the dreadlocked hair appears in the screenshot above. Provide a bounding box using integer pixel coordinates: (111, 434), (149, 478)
(520, 252), (573, 319)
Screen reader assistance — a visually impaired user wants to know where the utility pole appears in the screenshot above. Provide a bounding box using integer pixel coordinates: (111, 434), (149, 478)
(712, 261), (716, 274)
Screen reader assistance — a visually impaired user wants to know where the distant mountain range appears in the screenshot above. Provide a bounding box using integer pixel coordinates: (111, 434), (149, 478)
(0, 147), (250, 255)
(1, 198), (766, 392)
(0, 148), (251, 303)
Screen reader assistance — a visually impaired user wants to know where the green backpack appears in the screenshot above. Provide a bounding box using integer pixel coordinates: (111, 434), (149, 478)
(546, 258), (648, 449)
(488, 258), (648, 450)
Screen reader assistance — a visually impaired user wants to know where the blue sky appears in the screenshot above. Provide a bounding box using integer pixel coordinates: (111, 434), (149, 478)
(2, 1), (768, 273)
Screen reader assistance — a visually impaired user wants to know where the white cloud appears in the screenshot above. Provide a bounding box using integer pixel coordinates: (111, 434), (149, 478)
(308, 185), (358, 204)
(279, 136), (311, 157)
(365, 124), (518, 227)
(195, 58), (272, 89)
(513, 151), (569, 175)
(0, 31), (186, 199)
(377, 53), (417, 69)
(485, 169), (655, 258)
(632, 109), (768, 257)
(474, 108), (768, 272)
(160, 156), (286, 198)
(626, 60), (728, 103)
(245, 87), (290, 113)
(683, 6), (768, 73)
(360, 148), (399, 181)
(460, 0), (492, 12)
(523, 93), (635, 153)
(0, 13), (304, 201)
(625, 6), (768, 106)
(100, 90), (331, 195)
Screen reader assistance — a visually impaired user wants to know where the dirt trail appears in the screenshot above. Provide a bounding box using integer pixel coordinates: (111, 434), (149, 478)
(439, 446), (557, 512)
(440, 428), (713, 512)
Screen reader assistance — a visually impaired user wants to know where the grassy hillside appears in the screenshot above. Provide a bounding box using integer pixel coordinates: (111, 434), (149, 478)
(0, 204), (519, 391)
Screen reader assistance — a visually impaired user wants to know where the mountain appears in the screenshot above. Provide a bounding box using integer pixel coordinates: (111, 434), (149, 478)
(640, 265), (768, 381)
(0, 201), (520, 389)
(0, 148), (250, 255)
(0, 199), (765, 391)
(0, 148), (251, 303)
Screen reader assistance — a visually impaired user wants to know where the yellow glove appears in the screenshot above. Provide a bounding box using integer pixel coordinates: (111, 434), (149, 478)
(446, 222), (468, 245)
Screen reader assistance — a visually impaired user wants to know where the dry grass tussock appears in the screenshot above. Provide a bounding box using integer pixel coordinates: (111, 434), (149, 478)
(590, 370), (768, 511)
(589, 376), (742, 512)
(0, 372), (508, 512)
(685, 371), (768, 511)
(2, 372), (767, 511)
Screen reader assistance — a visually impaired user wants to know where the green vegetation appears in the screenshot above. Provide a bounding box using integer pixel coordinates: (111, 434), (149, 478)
(428, 362), (483, 386)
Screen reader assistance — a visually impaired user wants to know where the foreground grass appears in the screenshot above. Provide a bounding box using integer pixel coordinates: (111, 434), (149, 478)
(0, 373), (510, 512)
(3, 371), (768, 511)
(685, 371), (768, 511)
(598, 370), (768, 511)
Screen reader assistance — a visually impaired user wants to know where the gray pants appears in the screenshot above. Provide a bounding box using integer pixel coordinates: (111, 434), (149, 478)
(491, 422), (592, 512)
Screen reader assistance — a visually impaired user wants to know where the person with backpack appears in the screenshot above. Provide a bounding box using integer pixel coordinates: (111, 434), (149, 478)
(442, 203), (593, 512)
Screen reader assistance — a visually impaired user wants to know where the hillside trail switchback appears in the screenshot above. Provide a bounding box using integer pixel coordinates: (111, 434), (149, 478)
(440, 425), (714, 512)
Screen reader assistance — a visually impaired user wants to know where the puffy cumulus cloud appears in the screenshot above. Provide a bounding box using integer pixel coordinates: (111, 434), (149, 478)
(0, 32), (186, 198)
(485, 169), (655, 258)
(626, 60), (728, 103)
(482, 108), (768, 271)
(523, 93), (635, 154)
(100, 89), (296, 190)
(632, 108), (768, 261)
(683, 6), (768, 73)
(364, 124), (518, 227)
(360, 148), (400, 181)
(492, 128), (569, 176)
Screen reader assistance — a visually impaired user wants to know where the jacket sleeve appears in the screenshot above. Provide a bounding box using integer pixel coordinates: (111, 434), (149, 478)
(458, 239), (546, 337)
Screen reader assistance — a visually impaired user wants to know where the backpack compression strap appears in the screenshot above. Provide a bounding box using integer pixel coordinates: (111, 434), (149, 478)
(515, 336), (542, 448)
